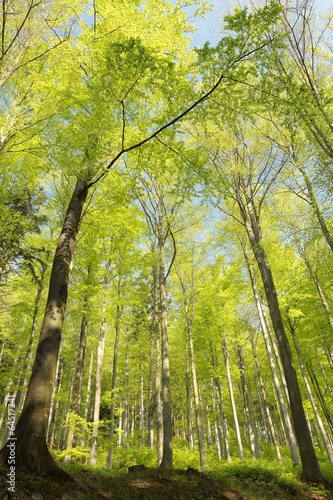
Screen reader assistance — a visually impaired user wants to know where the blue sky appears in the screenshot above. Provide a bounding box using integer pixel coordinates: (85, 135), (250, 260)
(187, 0), (333, 48)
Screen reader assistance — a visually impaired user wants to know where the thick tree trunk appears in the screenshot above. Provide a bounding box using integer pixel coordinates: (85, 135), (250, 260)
(288, 321), (333, 463)
(242, 196), (325, 484)
(243, 247), (298, 464)
(0, 178), (87, 479)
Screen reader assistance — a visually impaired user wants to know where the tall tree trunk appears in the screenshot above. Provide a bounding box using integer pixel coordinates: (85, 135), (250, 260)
(0, 178), (87, 479)
(15, 264), (47, 412)
(185, 305), (206, 468)
(81, 349), (94, 446)
(243, 246), (298, 464)
(139, 372), (145, 447)
(90, 302), (107, 465)
(250, 333), (282, 462)
(288, 320), (333, 463)
(297, 163), (333, 254)
(222, 337), (244, 460)
(236, 345), (261, 459)
(307, 362), (333, 435)
(241, 194), (325, 484)
(153, 264), (163, 465)
(177, 257), (206, 468)
(147, 264), (158, 450)
(106, 301), (122, 469)
(158, 209), (172, 468)
(123, 328), (130, 447)
(147, 325), (155, 449)
(215, 378), (230, 461)
(301, 249), (333, 335)
(46, 354), (61, 443)
(64, 299), (89, 462)
(48, 362), (64, 449)
(186, 357), (195, 449)
(210, 344), (230, 461)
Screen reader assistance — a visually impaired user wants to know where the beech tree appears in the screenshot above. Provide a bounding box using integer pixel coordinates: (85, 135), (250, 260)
(0, 0), (278, 480)
(194, 115), (327, 483)
(4, 0), (329, 487)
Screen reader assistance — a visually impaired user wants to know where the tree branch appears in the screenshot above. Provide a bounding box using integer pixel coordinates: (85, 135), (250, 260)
(84, 40), (272, 192)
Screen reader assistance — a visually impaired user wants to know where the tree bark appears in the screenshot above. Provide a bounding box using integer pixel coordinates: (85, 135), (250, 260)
(0, 177), (87, 479)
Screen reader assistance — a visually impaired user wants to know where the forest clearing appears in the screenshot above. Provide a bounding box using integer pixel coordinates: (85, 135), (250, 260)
(1, 0), (333, 498)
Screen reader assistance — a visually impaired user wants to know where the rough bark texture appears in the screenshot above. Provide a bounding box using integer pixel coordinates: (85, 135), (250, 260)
(0, 178), (87, 480)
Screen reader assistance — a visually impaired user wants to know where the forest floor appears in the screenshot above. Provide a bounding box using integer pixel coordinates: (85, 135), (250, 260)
(1, 464), (333, 500)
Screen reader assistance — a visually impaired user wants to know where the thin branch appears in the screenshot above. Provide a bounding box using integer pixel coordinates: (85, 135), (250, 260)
(84, 40), (272, 191)
(0, 1), (44, 61)
(2, 0), (6, 58)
